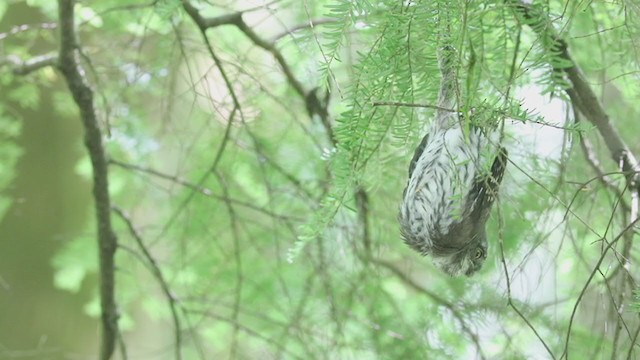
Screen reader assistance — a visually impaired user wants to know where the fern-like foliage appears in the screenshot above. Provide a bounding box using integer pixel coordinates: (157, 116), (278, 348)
(292, 0), (538, 259)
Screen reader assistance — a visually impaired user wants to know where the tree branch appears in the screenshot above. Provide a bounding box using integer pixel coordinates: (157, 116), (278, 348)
(181, 1), (334, 143)
(372, 259), (487, 360)
(562, 218), (640, 359)
(108, 159), (305, 221)
(112, 207), (182, 360)
(0, 22), (57, 40)
(270, 18), (338, 42)
(573, 106), (630, 213)
(496, 206), (557, 359)
(57, 0), (118, 359)
(0, 54), (57, 75)
(372, 100), (457, 113)
(508, 0), (640, 188)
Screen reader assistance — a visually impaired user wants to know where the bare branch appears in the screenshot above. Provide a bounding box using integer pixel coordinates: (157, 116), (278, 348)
(508, 0), (640, 188)
(56, 0), (118, 358)
(108, 159), (213, 196)
(112, 207), (183, 360)
(0, 54), (57, 75)
(182, 3), (304, 96)
(187, 309), (305, 360)
(181, 1), (333, 142)
(372, 258), (487, 360)
(496, 205), (557, 359)
(562, 218), (640, 360)
(0, 22), (57, 40)
(574, 107), (630, 213)
(214, 172), (244, 358)
(355, 188), (371, 256)
(372, 100), (457, 113)
(108, 158), (304, 222)
(270, 18), (338, 42)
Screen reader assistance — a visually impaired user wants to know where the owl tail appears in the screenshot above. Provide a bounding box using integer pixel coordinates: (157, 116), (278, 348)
(435, 6), (458, 129)
(437, 45), (456, 111)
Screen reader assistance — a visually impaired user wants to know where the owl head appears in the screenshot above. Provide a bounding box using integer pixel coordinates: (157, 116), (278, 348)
(430, 226), (488, 277)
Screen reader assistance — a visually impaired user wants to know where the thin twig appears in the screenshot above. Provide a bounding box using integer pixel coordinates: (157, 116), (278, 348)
(497, 205), (557, 359)
(561, 218), (640, 360)
(109, 159), (212, 195)
(181, 1), (334, 141)
(187, 309), (305, 360)
(355, 188), (371, 257)
(625, 323), (640, 360)
(270, 18), (338, 42)
(508, 0), (640, 188)
(575, 111), (629, 213)
(372, 100), (457, 113)
(214, 172), (244, 359)
(156, 2), (250, 239)
(112, 207), (183, 360)
(372, 259), (487, 360)
(109, 158), (305, 221)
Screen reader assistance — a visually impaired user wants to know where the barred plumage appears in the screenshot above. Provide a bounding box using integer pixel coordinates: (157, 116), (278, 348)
(398, 45), (507, 277)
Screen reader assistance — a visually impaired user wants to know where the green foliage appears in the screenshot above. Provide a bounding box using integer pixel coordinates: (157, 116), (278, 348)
(320, 0), (375, 84)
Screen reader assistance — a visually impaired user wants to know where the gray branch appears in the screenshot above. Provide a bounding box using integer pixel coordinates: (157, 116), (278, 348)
(508, 0), (640, 187)
(112, 207), (182, 360)
(181, 1), (334, 143)
(0, 54), (57, 75)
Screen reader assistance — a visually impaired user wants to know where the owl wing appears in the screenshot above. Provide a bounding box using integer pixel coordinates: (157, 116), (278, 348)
(470, 147), (507, 215)
(408, 133), (430, 178)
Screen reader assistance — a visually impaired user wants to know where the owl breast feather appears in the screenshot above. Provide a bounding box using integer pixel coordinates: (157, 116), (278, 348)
(399, 126), (487, 253)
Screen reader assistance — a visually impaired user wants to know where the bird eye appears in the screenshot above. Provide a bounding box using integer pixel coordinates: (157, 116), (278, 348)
(474, 248), (483, 259)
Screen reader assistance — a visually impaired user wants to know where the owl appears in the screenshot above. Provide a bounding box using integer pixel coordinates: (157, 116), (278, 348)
(398, 46), (507, 277)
